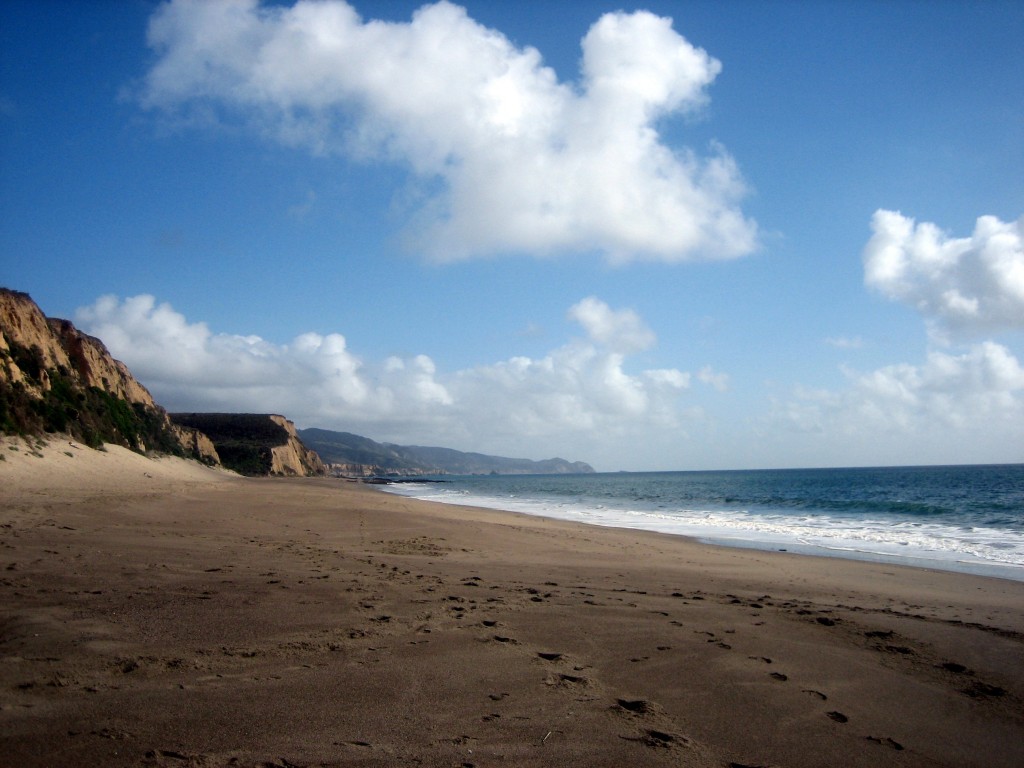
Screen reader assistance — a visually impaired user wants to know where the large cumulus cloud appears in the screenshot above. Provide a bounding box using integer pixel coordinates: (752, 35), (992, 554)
(76, 294), (712, 462)
(139, 0), (756, 263)
(864, 210), (1024, 336)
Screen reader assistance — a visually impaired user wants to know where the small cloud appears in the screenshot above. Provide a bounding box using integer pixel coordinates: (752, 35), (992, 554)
(568, 296), (655, 353)
(517, 322), (546, 340)
(825, 336), (865, 350)
(697, 365), (730, 391)
(287, 189), (317, 219)
(645, 369), (691, 389)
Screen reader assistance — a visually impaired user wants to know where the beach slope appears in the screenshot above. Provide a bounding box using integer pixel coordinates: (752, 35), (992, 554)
(2, 438), (1022, 767)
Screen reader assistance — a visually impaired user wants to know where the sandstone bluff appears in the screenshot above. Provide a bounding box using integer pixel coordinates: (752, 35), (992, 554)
(0, 289), (322, 477)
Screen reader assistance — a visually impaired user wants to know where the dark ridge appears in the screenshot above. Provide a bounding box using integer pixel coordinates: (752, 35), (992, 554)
(299, 426), (594, 476)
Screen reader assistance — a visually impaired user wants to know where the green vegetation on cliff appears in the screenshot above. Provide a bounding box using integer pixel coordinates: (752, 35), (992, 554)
(170, 413), (287, 476)
(0, 339), (185, 454)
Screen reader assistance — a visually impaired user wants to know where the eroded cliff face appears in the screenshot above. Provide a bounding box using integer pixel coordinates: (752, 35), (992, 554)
(268, 415), (326, 477)
(0, 288), (219, 464)
(169, 412), (324, 477)
(171, 424), (222, 467)
(0, 289), (154, 404)
(0, 289), (325, 475)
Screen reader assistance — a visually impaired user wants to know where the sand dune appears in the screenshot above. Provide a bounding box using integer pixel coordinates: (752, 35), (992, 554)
(1, 435), (231, 499)
(2, 439), (1022, 766)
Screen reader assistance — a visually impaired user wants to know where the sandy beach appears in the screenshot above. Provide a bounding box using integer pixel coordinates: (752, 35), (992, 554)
(2, 438), (1022, 767)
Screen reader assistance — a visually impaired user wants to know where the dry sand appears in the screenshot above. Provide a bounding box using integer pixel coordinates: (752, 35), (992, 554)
(2, 436), (1022, 767)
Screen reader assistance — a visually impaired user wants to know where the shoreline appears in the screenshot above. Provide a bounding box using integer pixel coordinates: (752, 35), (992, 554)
(2, 442), (1023, 767)
(379, 476), (1024, 585)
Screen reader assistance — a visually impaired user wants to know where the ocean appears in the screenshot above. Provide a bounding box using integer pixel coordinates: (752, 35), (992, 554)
(379, 464), (1024, 581)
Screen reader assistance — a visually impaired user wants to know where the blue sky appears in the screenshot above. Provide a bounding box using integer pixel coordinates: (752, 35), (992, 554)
(2, 0), (1022, 471)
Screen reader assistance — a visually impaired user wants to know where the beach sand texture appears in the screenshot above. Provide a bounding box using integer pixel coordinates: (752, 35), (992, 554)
(2, 437), (1023, 767)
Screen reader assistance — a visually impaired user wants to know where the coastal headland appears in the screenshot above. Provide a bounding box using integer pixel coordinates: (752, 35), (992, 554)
(2, 438), (1022, 767)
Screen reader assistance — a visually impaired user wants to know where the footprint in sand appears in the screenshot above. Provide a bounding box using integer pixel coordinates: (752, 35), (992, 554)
(963, 681), (1007, 699)
(867, 736), (904, 751)
(634, 729), (676, 748)
(769, 672), (788, 682)
(616, 698), (655, 714)
(557, 673), (586, 685)
(826, 711), (848, 723)
(545, 672), (589, 689)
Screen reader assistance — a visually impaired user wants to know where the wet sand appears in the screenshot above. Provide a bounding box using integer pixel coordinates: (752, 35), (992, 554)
(2, 436), (1023, 767)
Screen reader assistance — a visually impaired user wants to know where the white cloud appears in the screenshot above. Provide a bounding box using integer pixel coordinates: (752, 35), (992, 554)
(76, 294), (704, 464)
(568, 296), (655, 353)
(864, 210), (1024, 336)
(774, 341), (1024, 442)
(824, 336), (865, 350)
(140, 0), (756, 263)
(697, 365), (730, 391)
(764, 209), (1024, 467)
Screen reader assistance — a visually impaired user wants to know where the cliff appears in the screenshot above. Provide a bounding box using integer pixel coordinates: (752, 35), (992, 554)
(0, 288), (219, 464)
(170, 413), (325, 477)
(0, 289), (150, 403)
(299, 427), (595, 476)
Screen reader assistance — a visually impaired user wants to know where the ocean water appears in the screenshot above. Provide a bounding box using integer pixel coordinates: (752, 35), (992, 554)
(379, 465), (1024, 581)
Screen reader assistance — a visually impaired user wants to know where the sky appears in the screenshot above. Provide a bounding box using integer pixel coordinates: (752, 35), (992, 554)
(1, 0), (1022, 472)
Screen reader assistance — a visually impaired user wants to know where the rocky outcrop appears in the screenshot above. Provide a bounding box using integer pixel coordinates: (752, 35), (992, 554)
(322, 462), (428, 478)
(267, 415), (326, 477)
(0, 288), (218, 463)
(170, 413), (325, 477)
(0, 289), (151, 404)
(171, 424), (222, 466)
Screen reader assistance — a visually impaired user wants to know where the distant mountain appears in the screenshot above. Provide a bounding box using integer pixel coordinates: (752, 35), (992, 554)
(298, 427), (594, 476)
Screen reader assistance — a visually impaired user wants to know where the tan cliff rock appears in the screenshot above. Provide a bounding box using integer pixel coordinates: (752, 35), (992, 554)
(49, 318), (154, 405)
(1, 289), (323, 476)
(0, 290), (64, 385)
(267, 415), (326, 477)
(171, 424), (222, 466)
(169, 413), (325, 477)
(0, 288), (219, 465)
(0, 288), (155, 405)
